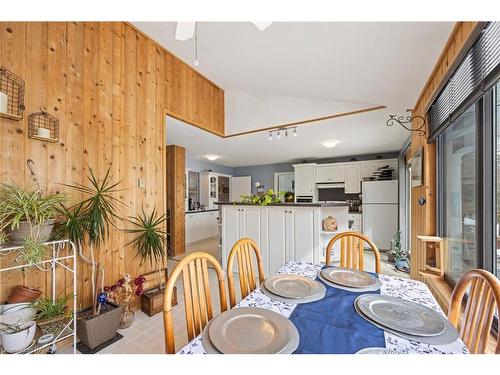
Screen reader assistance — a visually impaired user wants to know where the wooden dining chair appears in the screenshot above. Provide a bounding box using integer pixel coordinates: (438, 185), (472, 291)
(448, 269), (500, 354)
(325, 231), (381, 274)
(227, 238), (265, 308)
(163, 252), (228, 354)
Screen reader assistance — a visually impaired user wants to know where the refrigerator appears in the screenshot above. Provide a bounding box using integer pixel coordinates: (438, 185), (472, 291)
(362, 180), (398, 250)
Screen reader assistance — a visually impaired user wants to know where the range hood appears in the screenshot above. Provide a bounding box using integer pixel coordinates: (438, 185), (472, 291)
(316, 182), (345, 189)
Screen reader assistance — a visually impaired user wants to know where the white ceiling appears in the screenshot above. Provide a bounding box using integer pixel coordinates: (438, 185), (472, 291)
(134, 22), (454, 167)
(134, 22), (454, 108)
(167, 107), (409, 167)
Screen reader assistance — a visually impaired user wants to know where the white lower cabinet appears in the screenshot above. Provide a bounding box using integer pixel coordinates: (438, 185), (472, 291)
(222, 205), (320, 276)
(221, 206), (264, 271)
(185, 211), (219, 245)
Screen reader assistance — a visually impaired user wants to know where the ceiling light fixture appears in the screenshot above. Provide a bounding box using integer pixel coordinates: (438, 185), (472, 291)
(253, 22), (272, 31)
(205, 154), (219, 161)
(267, 127), (297, 140)
(322, 140), (340, 148)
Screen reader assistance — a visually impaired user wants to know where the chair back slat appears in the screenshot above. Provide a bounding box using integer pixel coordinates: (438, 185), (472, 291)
(448, 269), (500, 354)
(163, 252), (227, 354)
(227, 238), (265, 308)
(326, 231), (381, 273)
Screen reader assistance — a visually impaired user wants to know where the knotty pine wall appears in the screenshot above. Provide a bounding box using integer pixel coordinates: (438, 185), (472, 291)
(410, 22), (478, 280)
(0, 22), (224, 307)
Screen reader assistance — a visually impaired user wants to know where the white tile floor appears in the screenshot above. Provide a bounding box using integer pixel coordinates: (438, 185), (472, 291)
(62, 238), (408, 354)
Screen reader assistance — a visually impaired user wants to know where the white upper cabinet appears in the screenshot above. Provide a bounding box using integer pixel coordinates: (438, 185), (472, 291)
(331, 165), (345, 183)
(293, 164), (316, 195)
(316, 164), (345, 183)
(344, 163), (361, 194)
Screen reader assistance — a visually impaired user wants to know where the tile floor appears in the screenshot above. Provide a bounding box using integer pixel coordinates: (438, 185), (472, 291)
(62, 237), (408, 354)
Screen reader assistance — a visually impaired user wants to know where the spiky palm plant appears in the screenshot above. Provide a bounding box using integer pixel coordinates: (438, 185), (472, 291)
(56, 167), (124, 316)
(123, 207), (171, 289)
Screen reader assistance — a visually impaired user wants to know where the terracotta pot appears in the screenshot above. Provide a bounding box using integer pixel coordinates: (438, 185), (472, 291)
(7, 285), (42, 304)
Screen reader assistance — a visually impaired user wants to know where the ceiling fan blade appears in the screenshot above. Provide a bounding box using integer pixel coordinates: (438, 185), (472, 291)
(175, 22), (196, 41)
(252, 22), (272, 31)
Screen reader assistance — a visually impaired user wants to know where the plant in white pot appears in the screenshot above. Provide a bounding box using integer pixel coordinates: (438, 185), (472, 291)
(0, 321), (37, 353)
(54, 167), (125, 350)
(390, 230), (407, 269)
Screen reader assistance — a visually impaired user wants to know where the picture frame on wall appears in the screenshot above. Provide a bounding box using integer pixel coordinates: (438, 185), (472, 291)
(411, 147), (423, 187)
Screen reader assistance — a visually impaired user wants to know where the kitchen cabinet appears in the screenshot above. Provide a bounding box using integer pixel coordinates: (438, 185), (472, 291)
(344, 163), (361, 193)
(201, 172), (232, 210)
(221, 206), (265, 270)
(265, 207), (317, 274)
(185, 211), (219, 244)
(293, 164), (317, 196)
(316, 164), (345, 183)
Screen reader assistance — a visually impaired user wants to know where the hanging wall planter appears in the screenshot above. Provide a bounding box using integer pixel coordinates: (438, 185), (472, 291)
(28, 111), (59, 142)
(0, 67), (25, 120)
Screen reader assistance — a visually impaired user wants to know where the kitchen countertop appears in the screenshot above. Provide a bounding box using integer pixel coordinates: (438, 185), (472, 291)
(215, 202), (349, 207)
(185, 209), (219, 214)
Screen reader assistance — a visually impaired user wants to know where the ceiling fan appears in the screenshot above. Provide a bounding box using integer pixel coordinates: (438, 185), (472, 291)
(174, 21), (272, 41)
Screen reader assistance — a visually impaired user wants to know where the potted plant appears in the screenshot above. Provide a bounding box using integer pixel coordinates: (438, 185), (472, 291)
(104, 274), (145, 329)
(31, 294), (73, 336)
(240, 189), (284, 206)
(0, 321), (37, 353)
(54, 167), (124, 350)
(122, 207), (175, 317)
(0, 183), (65, 246)
(390, 230), (407, 268)
(7, 284), (42, 304)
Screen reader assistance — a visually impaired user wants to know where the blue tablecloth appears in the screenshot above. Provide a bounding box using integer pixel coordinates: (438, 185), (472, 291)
(289, 270), (385, 354)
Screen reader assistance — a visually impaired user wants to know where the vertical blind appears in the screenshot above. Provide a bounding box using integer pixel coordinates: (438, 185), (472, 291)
(429, 22), (500, 140)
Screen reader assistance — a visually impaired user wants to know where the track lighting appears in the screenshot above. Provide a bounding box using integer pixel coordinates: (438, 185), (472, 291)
(267, 127), (298, 140)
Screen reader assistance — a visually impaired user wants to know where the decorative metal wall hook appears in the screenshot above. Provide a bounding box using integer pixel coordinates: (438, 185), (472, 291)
(386, 112), (426, 137)
(27, 159), (41, 191)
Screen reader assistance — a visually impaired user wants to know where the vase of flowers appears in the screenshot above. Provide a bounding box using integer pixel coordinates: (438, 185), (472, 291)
(105, 274), (146, 329)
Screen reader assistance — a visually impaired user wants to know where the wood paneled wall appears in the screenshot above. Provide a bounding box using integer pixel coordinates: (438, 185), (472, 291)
(410, 22), (479, 281)
(166, 145), (185, 257)
(0, 22), (224, 307)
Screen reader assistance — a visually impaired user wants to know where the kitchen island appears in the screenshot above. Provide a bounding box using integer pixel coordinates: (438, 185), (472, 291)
(217, 202), (349, 276)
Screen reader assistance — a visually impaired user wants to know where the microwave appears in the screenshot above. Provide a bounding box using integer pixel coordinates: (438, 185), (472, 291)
(295, 195), (314, 203)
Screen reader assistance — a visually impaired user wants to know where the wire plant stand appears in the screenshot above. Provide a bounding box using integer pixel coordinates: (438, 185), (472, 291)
(0, 239), (77, 354)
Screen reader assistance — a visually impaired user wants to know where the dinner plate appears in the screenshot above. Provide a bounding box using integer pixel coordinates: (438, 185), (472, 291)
(201, 319), (221, 354)
(317, 271), (380, 293)
(354, 302), (459, 346)
(264, 274), (321, 299)
(355, 295), (445, 337)
(208, 307), (299, 354)
(260, 281), (326, 304)
(321, 267), (379, 288)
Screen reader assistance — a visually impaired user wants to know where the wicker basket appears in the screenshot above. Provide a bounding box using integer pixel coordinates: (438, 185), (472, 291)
(37, 314), (68, 336)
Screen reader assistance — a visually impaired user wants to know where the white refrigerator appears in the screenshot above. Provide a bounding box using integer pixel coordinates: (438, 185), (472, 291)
(362, 180), (398, 250)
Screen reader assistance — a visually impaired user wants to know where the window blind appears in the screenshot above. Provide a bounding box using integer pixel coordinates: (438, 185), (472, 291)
(429, 22), (500, 140)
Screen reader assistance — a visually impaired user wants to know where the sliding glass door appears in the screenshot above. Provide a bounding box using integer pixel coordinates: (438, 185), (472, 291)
(496, 82), (500, 278)
(441, 104), (478, 282)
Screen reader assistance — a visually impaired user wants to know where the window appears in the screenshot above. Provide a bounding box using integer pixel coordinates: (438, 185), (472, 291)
(441, 104), (478, 282)
(496, 82), (500, 278)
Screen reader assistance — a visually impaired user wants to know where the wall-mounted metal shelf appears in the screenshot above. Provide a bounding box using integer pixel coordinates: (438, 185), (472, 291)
(0, 67), (25, 120)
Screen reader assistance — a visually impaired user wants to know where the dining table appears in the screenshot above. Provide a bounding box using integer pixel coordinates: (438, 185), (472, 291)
(178, 261), (469, 354)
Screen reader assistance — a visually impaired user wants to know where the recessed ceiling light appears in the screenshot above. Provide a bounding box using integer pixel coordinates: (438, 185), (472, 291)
(322, 140), (339, 148)
(206, 154), (219, 161)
